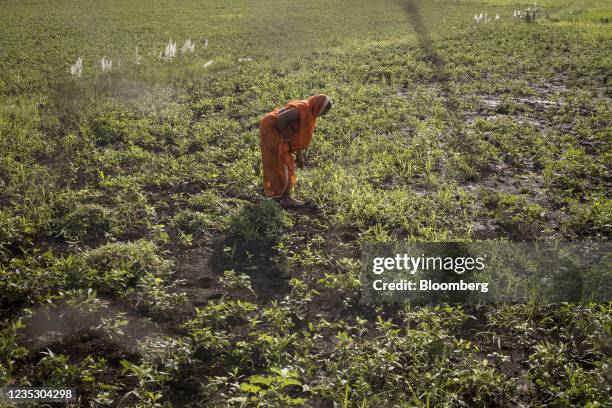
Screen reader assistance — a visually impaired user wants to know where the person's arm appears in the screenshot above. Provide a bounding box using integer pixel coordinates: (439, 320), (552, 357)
(277, 107), (307, 167)
(276, 108), (300, 147)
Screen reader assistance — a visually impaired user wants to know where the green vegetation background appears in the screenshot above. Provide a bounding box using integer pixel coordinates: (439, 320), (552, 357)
(0, 0), (610, 406)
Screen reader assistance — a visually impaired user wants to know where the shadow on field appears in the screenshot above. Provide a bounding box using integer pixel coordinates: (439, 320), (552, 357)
(205, 201), (292, 304)
(400, 0), (457, 110)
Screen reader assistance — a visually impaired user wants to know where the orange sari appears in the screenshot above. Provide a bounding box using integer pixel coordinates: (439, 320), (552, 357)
(258, 94), (329, 197)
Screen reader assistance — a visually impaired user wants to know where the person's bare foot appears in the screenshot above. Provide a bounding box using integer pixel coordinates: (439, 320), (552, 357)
(280, 196), (303, 207)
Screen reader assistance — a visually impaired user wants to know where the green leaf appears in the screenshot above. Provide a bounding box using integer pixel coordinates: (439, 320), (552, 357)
(240, 383), (262, 393)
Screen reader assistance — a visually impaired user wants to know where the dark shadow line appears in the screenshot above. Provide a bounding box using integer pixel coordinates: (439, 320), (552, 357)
(400, 0), (458, 110)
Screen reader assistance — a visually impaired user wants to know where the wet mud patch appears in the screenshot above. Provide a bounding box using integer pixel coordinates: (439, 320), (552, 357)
(12, 304), (162, 398)
(12, 326), (141, 405)
(463, 80), (608, 136)
(463, 163), (545, 196)
(27, 328), (139, 368)
(461, 163), (558, 240)
(464, 92), (560, 130)
(323, 225), (360, 260)
(175, 246), (222, 308)
(18, 303), (167, 352)
(395, 78), (586, 241)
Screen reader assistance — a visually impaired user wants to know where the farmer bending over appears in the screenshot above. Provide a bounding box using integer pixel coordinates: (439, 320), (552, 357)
(258, 94), (332, 207)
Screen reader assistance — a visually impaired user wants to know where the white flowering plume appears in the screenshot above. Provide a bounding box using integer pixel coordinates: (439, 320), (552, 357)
(100, 56), (112, 72)
(182, 39), (196, 54)
(513, 4), (544, 23)
(238, 57), (253, 62)
(203, 60), (213, 68)
(204, 39), (209, 49)
(163, 40), (177, 60)
(474, 12), (493, 23)
(70, 56), (83, 77)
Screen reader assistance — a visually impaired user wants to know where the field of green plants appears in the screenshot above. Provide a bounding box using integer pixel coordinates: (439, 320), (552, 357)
(1, 0), (610, 406)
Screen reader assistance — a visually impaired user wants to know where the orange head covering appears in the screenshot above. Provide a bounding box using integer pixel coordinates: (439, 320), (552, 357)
(306, 94), (331, 117)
